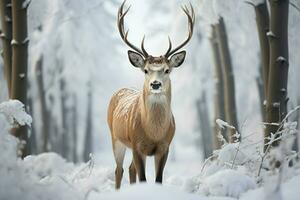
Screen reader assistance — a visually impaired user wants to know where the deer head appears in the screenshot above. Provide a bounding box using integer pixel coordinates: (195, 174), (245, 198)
(117, 0), (195, 95)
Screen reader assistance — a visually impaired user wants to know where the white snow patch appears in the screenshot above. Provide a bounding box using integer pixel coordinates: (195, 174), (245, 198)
(19, 73), (26, 78)
(249, 0), (265, 6)
(22, 37), (30, 44)
(218, 143), (246, 165)
(276, 56), (287, 62)
(273, 102), (280, 108)
(22, 0), (31, 9)
(280, 88), (286, 92)
(198, 169), (256, 198)
(0, 100), (32, 127)
(267, 31), (276, 37)
(11, 39), (18, 45)
(23, 153), (75, 178)
(263, 100), (267, 105)
(216, 119), (235, 130)
(94, 183), (212, 200)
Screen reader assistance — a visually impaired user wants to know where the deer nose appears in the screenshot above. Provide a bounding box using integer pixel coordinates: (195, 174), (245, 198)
(150, 81), (162, 90)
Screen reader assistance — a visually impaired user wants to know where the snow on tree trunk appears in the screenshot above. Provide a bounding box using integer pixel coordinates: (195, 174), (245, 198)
(0, 0), (12, 97)
(215, 17), (239, 143)
(265, 0), (289, 151)
(10, 0), (29, 157)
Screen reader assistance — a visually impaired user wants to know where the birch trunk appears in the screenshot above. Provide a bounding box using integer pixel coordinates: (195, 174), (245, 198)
(0, 0), (12, 96)
(11, 0), (29, 157)
(265, 0), (289, 150)
(215, 17), (239, 143)
(210, 24), (227, 148)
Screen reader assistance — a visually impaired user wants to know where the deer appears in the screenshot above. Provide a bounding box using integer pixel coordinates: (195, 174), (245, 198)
(107, 0), (195, 189)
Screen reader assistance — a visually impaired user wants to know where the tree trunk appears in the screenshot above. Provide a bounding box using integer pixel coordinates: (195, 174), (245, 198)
(210, 24), (227, 148)
(215, 17), (239, 143)
(27, 91), (37, 154)
(72, 94), (78, 163)
(254, 0), (270, 98)
(60, 77), (69, 159)
(83, 83), (93, 162)
(265, 0), (289, 151)
(252, 0), (270, 122)
(35, 56), (50, 152)
(256, 74), (265, 121)
(11, 0), (29, 157)
(196, 91), (213, 159)
(0, 0), (12, 96)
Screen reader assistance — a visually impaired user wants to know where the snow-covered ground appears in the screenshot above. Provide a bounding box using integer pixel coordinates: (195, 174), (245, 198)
(2, 142), (300, 200)
(1, 100), (300, 200)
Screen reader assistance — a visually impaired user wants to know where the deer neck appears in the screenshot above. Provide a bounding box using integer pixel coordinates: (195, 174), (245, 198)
(140, 83), (172, 141)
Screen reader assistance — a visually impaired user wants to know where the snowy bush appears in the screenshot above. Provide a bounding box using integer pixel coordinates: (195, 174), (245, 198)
(0, 100), (114, 200)
(0, 100), (32, 130)
(0, 100), (32, 162)
(182, 115), (300, 199)
(197, 169), (256, 198)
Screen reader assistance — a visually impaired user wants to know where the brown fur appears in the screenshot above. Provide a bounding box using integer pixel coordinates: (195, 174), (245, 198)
(108, 84), (175, 189)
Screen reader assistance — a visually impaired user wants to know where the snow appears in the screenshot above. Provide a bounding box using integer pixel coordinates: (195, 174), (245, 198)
(273, 102), (280, 108)
(22, 37), (30, 44)
(23, 153), (75, 178)
(5, 15), (11, 22)
(1, 0), (300, 199)
(277, 56), (287, 63)
(10, 39), (17, 45)
(267, 31), (276, 37)
(19, 73), (25, 78)
(22, 0), (31, 9)
(93, 184), (210, 200)
(249, 0), (265, 6)
(197, 169), (256, 198)
(217, 143), (246, 165)
(241, 173), (300, 200)
(0, 100), (32, 127)
(216, 119), (235, 130)
(1, 121), (300, 200)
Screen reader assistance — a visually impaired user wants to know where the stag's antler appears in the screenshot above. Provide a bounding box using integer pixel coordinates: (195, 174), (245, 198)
(117, 0), (149, 58)
(165, 3), (195, 58)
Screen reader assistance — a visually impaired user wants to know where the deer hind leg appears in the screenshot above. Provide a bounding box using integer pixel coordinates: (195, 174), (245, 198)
(155, 149), (169, 183)
(113, 140), (126, 189)
(129, 159), (137, 184)
(132, 150), (146, 182)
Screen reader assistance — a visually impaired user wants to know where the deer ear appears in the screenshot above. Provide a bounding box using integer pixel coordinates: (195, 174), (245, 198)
(128, 50), (145, 68)
(169, 51), (186, 68)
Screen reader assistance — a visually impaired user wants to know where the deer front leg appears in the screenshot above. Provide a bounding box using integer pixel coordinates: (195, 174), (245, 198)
(132, 150), (146, 182)
(155, 148), (169, 183)
(129, 160), (137, 184)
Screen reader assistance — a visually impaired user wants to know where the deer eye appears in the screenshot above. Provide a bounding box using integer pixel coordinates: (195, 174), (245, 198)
(165, 69), (170, 74)
(144, 69), (148, 74)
